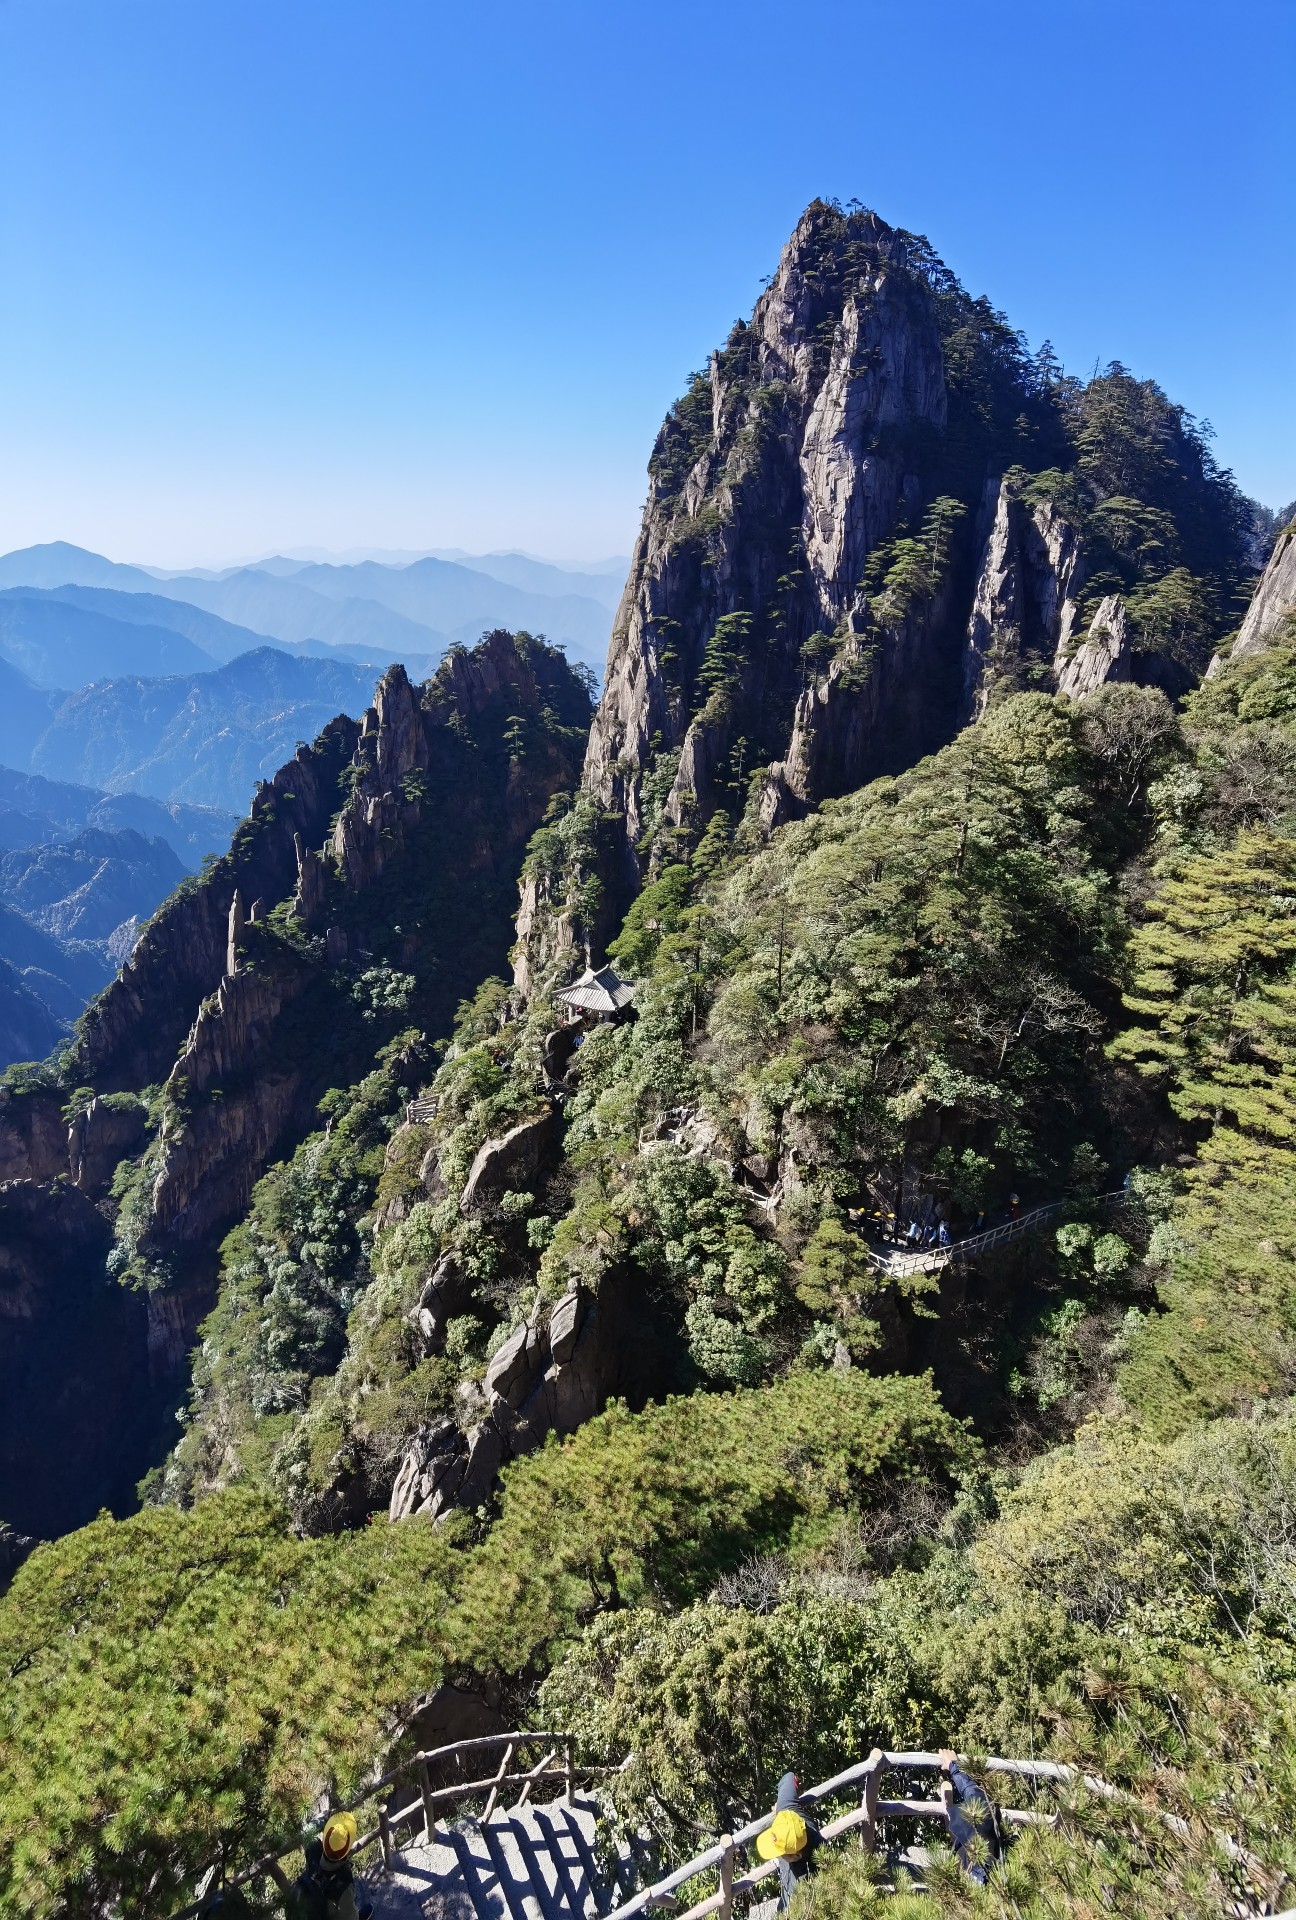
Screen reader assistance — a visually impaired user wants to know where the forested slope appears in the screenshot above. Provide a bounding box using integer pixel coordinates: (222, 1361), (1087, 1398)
(1, 202), (1294, 1919)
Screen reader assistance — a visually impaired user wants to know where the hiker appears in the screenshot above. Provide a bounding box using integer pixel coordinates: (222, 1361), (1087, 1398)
(938, 1751), (1000, 1885)
(293, 1813), (374, 1920)
(756, 1771), (820, 1911)
(1007, 1192), (1021, 1221)
(937, 1219), (951, 1247)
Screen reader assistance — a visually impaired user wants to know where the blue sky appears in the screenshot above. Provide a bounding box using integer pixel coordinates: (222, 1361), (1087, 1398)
(0, 0), (1292, 567)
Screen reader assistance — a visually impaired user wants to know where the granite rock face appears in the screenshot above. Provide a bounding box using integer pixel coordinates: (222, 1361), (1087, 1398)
(1055, 595), (1133, 700)
(582, 204), (953, 888)
(387, 1280), (617, 1524)
(963, 478), (1086, 714)
(69, 721), (359, 1093)
(1218, 519), (1296, 670)
(460, 1108), (562, 1214)
(67, 1094), (147, 1192)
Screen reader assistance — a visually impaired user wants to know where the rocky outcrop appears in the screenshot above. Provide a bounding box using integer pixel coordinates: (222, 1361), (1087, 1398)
(68, 719), (360, 1093)
(388, 1281), (618, 1524)
(292, 833), (328, 925)
(226, 892), (246, 976)
(67, 1094), (147, 1192)
(331, 670), (429, 890)
(1055, 596), (1132, 700)
(0, 1085), (68, 1184)
(963, 478), (1086, 714)
(388, 1418), (468, 1521)
(387, 1414), (506, 1524)
(761, 574), (958, 824)
(1218, 519), (1296, 670)
(512, 866), (580, 999)
(582, 204), (952, 881)
(408, 1252), (470, 1355)
(460, 1108), (562, 1213)
(149, 961), (311, 1242)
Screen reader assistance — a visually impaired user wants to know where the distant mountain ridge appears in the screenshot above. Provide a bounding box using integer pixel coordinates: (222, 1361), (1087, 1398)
(0, 828), (186, 944)
(0, 773), (237, 1070)
(0, 540), (619, 672)
(23, 647), (384, 813)
(0, 766), (236, 867)
(0, 591), (220, 687)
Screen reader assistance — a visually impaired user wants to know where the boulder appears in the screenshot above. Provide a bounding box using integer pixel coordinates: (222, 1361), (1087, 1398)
(460, 1108), (561, 1213)
(547, 1284), (588, 1364)
(388, 1419), (464, 1521)
(67, 1095), (147, 1194)
(419, 1142), (448, 1201)
(454, 1418), (506, 1513)
(407, 1253), (468, 1354)
(484, 1319), (546, 1411)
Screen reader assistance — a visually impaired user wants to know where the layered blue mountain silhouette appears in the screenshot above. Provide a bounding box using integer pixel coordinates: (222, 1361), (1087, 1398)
(0, 540), (625, 1065)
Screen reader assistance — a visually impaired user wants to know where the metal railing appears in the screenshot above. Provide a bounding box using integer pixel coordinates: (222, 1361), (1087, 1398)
(864, 1190), (1128, 1280)
(174, 1730), (619, 1918)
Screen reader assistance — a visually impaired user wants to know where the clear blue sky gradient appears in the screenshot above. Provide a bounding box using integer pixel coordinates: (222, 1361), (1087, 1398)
(1, 0), (1292, 567)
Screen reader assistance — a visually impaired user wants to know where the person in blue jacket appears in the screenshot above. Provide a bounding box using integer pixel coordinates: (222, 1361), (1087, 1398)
(938, 1750), (1000, 1884)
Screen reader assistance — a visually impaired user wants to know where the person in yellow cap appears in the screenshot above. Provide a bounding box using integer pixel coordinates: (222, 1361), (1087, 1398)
(756, 1772), (820, 1911)
(292, 1811), (374, 1920)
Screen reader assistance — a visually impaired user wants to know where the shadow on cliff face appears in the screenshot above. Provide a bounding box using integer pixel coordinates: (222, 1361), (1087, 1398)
(0, 1182), (161, 1536)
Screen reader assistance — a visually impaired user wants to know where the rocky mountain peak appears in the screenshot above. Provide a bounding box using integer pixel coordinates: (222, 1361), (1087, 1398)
(583, 202), (953, 889)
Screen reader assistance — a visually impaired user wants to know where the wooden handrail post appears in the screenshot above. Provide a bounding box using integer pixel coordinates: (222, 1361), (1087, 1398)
(378, 1804), (394, 1874)
(860, 1748), (883, 1852)
(564, 1736), (574, 1807)
(418, 1758), (435, 1844)
(718, 1837), (735, 1918)
(939, 1778), (956, 1829)
(264, 1860), (293, 1897)
(483, 1740), (515, 1822)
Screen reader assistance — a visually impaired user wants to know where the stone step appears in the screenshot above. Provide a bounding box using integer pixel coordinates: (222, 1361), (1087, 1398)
(368, 1795), (625, 1920)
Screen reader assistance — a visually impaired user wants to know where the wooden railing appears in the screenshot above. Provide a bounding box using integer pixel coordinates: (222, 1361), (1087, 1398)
(405, 1092), (438, 1125)
(181, 1736), (1270, 1917)
(175, 1730), (618, 1918)
(600, 1749), (1146, 1919)
(864, 1191), (1128, 1280)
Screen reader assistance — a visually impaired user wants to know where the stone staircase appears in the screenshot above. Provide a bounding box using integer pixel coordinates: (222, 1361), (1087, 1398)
(365, 1795), (640, 1920)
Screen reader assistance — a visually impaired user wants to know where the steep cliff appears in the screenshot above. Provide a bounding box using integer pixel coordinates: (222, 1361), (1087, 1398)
(1217, 516), (1296, 668)
(961, 476), (1087, 713)
(583, 204), (960, 884)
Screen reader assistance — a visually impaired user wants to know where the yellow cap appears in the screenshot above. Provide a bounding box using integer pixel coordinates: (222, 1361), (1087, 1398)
(756, 1809), (808, 1861)
(322, 1811), (358, 1861)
